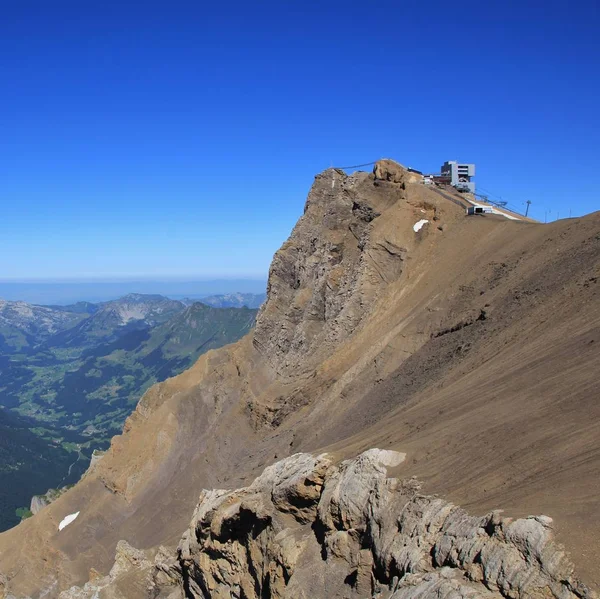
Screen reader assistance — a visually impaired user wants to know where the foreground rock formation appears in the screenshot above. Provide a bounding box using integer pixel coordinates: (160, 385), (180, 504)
(1, 160), (598, 597)
(59, 449), (594, 599)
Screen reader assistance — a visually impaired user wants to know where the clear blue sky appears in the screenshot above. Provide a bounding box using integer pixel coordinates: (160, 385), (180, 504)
(1, 0), (598, 281)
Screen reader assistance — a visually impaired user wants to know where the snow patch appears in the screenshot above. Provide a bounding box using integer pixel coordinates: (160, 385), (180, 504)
(58, 511), (80, 531)
(497, 211), (520, 221)
(413, 219), (429, 232)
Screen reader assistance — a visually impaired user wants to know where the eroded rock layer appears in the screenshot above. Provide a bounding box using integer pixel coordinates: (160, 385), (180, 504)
(253, 167), (407, 381)
(59, 450), (594, 599)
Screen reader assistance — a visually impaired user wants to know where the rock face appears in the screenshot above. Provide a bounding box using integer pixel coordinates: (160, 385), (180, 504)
(62, 449), (594, 599)
(253, 165), (407, 381)
(30, 486), (71, 515)
(373, 158), (408, 184)
(30, 494), (50, 515)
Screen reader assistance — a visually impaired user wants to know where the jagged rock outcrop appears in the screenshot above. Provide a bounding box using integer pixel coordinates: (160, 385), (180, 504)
(373, 158), (408, 184)
(65, 450), (594, 599)
(30, 494), (50, 515)
(81, 449), (106, 479)
(30, 486), (71, 515)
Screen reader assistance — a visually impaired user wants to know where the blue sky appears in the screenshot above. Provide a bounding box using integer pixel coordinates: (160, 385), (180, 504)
(1, 0), (598, 281)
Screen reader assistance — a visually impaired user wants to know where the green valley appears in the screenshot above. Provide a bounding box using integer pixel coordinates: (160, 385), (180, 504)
(0, 293), (259, 530)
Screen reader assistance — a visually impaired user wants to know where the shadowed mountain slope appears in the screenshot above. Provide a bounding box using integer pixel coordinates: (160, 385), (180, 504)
(0, 297), (258, 533)
(42, 294), (185, 349)
(0, 408), (81, 530)
(0, 163), (598, 597)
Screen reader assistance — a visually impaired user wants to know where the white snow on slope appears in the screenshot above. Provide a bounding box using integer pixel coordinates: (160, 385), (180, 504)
(468, 201), (521, 221)
(413, 219), (429, 232)
(58, 511), (80, 531)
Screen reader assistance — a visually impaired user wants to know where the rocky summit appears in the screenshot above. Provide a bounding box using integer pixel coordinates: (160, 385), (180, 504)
(0, 160), (598, 598)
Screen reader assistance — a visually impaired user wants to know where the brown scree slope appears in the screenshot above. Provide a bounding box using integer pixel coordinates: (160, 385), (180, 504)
(0, 161), (598, 596)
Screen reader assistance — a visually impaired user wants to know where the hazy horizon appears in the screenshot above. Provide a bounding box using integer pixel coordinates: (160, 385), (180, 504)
(0, 279), (267, 305)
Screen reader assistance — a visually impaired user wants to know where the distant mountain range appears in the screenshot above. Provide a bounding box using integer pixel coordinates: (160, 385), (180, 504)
(0, 299), (85, 351)
(0, 293), (258, 531)
(184, 292), (265, 309)
(0, 280), (267, 305)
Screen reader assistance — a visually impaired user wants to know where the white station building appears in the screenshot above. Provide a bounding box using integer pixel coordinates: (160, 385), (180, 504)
(440, 161), (476, 193)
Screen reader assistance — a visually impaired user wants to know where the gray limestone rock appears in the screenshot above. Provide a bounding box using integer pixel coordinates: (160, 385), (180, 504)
(67, 449), (593, 599)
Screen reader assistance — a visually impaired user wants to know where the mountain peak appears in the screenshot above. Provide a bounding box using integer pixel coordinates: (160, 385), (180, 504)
(0, 164), (598, 596)
(96, 294), (184, 326)
(253, 161), (450, 381)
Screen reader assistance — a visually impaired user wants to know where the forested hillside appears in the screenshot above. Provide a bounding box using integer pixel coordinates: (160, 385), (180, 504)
(0, 294), (258, 531)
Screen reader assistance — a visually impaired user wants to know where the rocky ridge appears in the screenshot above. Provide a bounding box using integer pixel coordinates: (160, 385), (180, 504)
(253, 166), (411, 381)
(58, 449), (594, 599)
